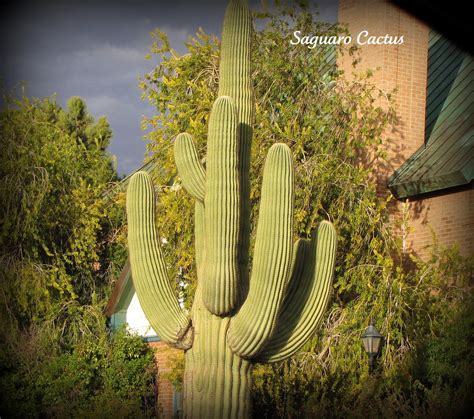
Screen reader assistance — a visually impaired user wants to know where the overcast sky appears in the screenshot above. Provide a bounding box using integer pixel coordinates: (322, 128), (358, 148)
(1, 0), (338, 176)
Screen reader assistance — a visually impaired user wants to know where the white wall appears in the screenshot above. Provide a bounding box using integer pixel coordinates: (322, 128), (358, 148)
(126, 292), (158, 338)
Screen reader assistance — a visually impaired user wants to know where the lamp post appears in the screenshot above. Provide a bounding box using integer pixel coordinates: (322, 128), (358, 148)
(361, 322), (383, 373)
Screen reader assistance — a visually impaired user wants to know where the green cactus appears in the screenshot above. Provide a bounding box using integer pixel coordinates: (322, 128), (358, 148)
(126, 0), (337, 416)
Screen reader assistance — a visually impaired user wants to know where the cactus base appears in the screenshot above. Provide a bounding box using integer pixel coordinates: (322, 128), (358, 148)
(183, 290), (252, 418)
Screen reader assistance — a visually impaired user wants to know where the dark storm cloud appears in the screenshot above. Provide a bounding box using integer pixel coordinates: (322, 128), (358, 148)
(0, 0), (337, 175)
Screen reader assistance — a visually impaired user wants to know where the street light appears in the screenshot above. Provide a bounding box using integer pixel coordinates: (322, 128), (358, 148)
(361, 322), (383, 373)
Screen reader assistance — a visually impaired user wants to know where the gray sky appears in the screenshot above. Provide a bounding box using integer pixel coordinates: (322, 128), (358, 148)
(1, 0), (338, 176)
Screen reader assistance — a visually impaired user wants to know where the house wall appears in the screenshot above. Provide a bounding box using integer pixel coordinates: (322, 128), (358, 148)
(126, 293), (158, 338)
(405, 189), (473, 256)
(338, 0), (473, 259)
(149, 341), (183, 418)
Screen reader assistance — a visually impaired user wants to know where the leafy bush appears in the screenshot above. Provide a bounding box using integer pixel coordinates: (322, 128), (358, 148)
(0, 325), (157, 418)
(252, 244), (473, 418)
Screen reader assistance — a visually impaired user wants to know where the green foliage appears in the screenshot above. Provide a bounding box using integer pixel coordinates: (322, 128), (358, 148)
(0, 92), (125, 327)
(252, 245), (473, 418)
(59, 96), (112, 150)
(0, 325), (157, 418)
(0, 92), (155, 416)
(139, 1), (473, 416)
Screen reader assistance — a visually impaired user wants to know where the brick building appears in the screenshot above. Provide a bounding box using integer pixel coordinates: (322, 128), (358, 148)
(339, 0), (473, 259)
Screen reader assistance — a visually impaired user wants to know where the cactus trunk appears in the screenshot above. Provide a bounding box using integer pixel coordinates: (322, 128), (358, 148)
(126, 0), (337, 417)
(183, 288), (252, 419)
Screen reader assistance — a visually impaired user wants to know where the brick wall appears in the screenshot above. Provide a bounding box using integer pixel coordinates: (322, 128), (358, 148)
(149, 341), (183, 418)
(405, 189), (474, 257)
(338, 0), (473, 258)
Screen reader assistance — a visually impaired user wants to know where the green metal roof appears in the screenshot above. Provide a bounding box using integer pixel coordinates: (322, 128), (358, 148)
(105, 259), (133, 317)
(388, 31), (473, 199)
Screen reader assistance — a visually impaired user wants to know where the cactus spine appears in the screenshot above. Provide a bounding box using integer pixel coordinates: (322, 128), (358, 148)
(126, 0), (337, 417)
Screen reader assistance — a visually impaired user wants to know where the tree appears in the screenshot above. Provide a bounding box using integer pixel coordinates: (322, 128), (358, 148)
(0, 92), (156, 417)
(139, 0), (473, 417)
(59, 96), (112, 150)
(0, 93), (119, 326)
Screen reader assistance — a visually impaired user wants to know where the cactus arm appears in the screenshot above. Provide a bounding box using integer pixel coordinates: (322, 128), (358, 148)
(202, 96), (241, 315)
(194, 200), (205, 274)
(174, 133), (206, 202)
(218, 0), (253, 158)
(218, 0), (254, 290)
(227, 143), (294, 358)
(173, 132), (207, 277)
(126, 171), (193, 349)
(256, 221), (337, 363)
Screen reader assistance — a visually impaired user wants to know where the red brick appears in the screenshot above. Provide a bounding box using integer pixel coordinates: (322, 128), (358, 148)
(149, 341), (183, 418)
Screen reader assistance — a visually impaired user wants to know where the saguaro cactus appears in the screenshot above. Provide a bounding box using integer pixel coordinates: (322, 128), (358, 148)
(126, 0), (337, 417)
